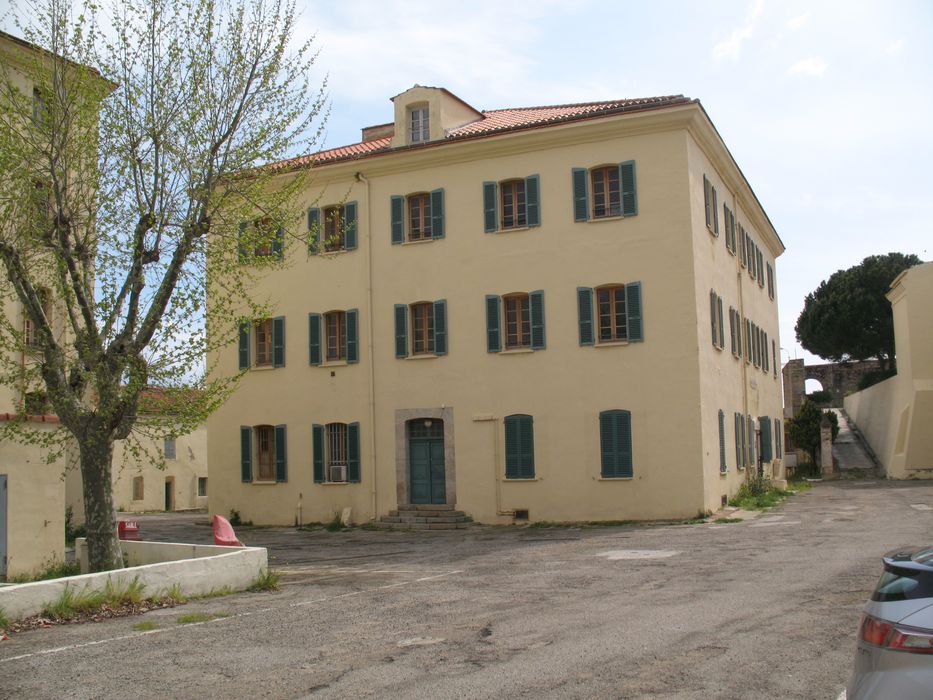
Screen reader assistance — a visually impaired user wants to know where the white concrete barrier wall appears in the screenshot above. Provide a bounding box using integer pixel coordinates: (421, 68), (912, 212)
(0, 540), (267, 621)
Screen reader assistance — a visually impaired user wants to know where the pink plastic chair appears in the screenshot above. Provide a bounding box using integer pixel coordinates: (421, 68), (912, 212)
(212, 514), (245, 547)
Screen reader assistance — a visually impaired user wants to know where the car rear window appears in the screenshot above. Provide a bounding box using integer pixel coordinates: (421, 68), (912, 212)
(872, 569), (933, 602)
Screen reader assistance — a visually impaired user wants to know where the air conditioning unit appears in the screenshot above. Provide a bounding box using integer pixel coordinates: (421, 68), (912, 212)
(329, 464), (347, 483)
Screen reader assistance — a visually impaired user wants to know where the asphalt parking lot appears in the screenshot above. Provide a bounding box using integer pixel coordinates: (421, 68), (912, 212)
(2, 479), (932, 699)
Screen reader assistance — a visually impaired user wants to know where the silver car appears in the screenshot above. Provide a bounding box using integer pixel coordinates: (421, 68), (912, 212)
(847, 546), (933, 699)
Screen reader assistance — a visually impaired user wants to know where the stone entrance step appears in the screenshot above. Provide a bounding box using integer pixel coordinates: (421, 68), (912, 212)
(378, 503), (472, 530)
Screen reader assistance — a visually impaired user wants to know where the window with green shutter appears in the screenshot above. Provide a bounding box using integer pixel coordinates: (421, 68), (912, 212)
(312, 423), (324, 483)
(719, 409), (727, 473)
(344, 201), (358, 250)
(572, 168), (589, 222)
(311, 422), (360, 484)
(433, 300), (447, 355)
(346, 309), (359, 364)
(274, 424), (287, 482)
(399, 300), (447, 358)
(599, 409), (633, 478)
(734, 412), (744, 470)
(579, 282), (644, 346)
(307, 310), (358, 365)
(767, 262), (774, 300)
(308, 313), (321, 365)
(240, 426), (252, 482)
(272, 316), (285, 368)
(238, 321), (250, 369)
(394, 304), (409, 358)
(577, 287), (594, 345)
(488, 292), (546, 352)
(347, 422), (361, 483)
(391, 191), (445, 242)
(486, 294), (501, 352)
(774, 418), (782, 458)
(710, 290), (724, 349)
(483, 181), (498, 232)
(747, 415), (757, 467)
(759, 415), (772, 462)
(390, 196), (405, 244)
(504, 414), (535, 479)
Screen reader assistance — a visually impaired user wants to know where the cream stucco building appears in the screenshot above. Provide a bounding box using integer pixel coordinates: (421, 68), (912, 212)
(845, 261), (933, 478)
(207, 86), (785, 526)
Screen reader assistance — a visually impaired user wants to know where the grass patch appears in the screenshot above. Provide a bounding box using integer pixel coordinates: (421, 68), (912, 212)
(177, 612), (226, 625)
(43, 585), (106, 620)
(196, 586), (234, 599)
(152, 583), (187, 605)
(528, 519), (637, 529)
(132, 620), (159, 631)
(4, 559), (80, 583)
(729, 475), (788, 511)
(0, 607), (9, 630)
(247, 569), (281, 592)
(786, 479), (813, 493)
(104, 576), (146, 606)
(714, 517), (743, 524)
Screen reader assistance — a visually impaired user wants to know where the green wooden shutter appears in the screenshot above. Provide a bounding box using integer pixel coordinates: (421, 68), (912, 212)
(572, 168), (589, 222)
(483, 181), (498, 232)
(390, 196), (404, 244)
(346, 309), (359, 364)
(729, 308), (736, 354)
(748, 415), (756, 466)
(525, 175), (540, 226)
(520, 414), (535, 478)
(347, 422), (360, 482)
(618, 410), (633, 477)
(312, 424), (324, 483)
(240, 426), (252, 482)
(530, 290), (546, 350)
(504, 415), (520, 479)
(600, 410), (633, 478)
(734, 413), (743, 470)
(717, 297), (725, 349)
(486, 295), (501, 352)
(394, 304), (408, 358)
(775, 419), (782, 457)
(238, 221), (249, 263)
(703, 175), (711, 228)
(433, 300), (447, 356)
(344, 201), (358, 250)
(307, 208), (320, 254)
(710, 290), (718, 347)
(273, 226), (285, 259)
(619, 161), (637, 216)
(626, 282), (643, 341)
(712, 186), (719, 234)
(759, 416), (772, 462)
(577, 287), (594, 345)
(238, 321), (250, 369)
(736, 311), (742, 357)
(430, 188), (445, 239)
(308, 313), (321, 366)
(272, 316), (285, 367)
(767, 263), (774, 299)
(274, 424), (287, 482)
(719, 409), (727, 472)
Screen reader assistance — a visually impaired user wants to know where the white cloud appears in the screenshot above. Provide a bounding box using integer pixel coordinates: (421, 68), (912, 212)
(786, 12), (810, 31)
(885, 39), (906, 55)
(786, 57), (827, 77)
(712, 0), (764, 62)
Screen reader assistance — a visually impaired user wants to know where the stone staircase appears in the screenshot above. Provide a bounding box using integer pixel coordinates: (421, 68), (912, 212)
(378, 504), (472, 530)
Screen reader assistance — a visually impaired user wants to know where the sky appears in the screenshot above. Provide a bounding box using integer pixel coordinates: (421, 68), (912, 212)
(292, 0), (933, 370)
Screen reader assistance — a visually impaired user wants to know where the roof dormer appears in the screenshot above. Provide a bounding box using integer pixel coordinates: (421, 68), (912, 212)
(390, 85), (483, 148)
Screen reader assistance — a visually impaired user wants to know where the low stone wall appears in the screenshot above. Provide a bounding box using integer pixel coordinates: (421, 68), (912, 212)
(0, 539), (267, 621)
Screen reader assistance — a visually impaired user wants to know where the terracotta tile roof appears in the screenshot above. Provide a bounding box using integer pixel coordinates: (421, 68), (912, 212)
(279, 95), (691, 169)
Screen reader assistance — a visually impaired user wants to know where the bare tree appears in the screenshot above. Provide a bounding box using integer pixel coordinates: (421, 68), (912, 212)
(0, 0), (325, 571)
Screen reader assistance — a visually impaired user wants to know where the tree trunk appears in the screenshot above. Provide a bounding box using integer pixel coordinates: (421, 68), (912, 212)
(79, 433), (125, 572)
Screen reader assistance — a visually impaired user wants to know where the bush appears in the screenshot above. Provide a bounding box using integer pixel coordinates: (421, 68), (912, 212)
(729, 474), (788, 510)
(64, 506), (87, 545)
(807, 390), (832, 405)
(788, 400), (839, 464)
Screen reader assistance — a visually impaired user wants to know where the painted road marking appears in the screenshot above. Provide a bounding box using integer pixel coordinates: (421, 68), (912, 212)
(0, 569), (462, 665)
(910, 504), (932, 511)
(597, 550), (680, 560)
(751, 520), (801, 527)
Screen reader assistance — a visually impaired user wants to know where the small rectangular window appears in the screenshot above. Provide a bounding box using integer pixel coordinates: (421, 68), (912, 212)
(164, 437), (177, 460)
(326, 422), (348, 482)
(325, 311), (346, 361)
(504, 294), (531, 349)
(254, 319), (273, 366)
(409, 106), (429, 144)
(500, 180), (527, 229)
(407, 193), (433, 240)
(591, 166), (621, 218)
(197, 477), (208, 497)
(597, 286), (627, 342)
(132, 476), (144, 501)
(256, 425), (275, 481)
(410, 302), (435, 355)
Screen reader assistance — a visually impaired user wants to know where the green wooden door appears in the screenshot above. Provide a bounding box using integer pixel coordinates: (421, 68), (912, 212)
(408, 420), (445, 504)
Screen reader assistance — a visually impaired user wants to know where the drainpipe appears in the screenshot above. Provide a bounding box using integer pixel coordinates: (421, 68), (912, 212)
(355, 171), (378, 521)
(490, 416), (513, 517)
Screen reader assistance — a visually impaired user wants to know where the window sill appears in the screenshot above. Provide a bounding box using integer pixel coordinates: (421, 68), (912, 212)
(502, 477), (540, 482)
(318, 481), (353, 486)
(720, 470), (728, 477)
(707, 226), (719, 237)
(597, 476), (634, 481)
(251, 364), (277, 371)
(499, 347), (535, 355)
(321, 360), (348, 368)
(595, 340), (630, 348)
(315, 249), (350, 257)
(490, 225), (532, 234)
(401, 237), (436, 246)
(252, 480), (279, 485)
(586, 214), (632, 224)
(405, 353), (440, 361)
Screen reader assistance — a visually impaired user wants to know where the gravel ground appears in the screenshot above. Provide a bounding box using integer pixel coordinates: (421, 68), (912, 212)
(2, 478), (931, 699)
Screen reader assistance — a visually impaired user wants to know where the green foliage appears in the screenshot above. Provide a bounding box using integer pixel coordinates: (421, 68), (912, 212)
(858, 369), (897, 391)
(104, 576), (146, 606)
(729, 475), (788, 510)
(43, 585), (107, 620)
(247, 569), (281, 592)
(0, 607), (10, 630)
(325, 513), (344, 532)
(64, 506), (87, 545)
(4, 557), (80, 583)
(177, 612), (227, 624)
(132, 621), (159, 631)
(714, 517), (743, 524)
(787, 401), (839, 464)
(196, 586), (234, 599)
(152, 583), (187, 605)
(807, 390), (832, 405)
(228, 510), (252, 527)
(796, 253), (921, 367)
(793, 461), (822, 479)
